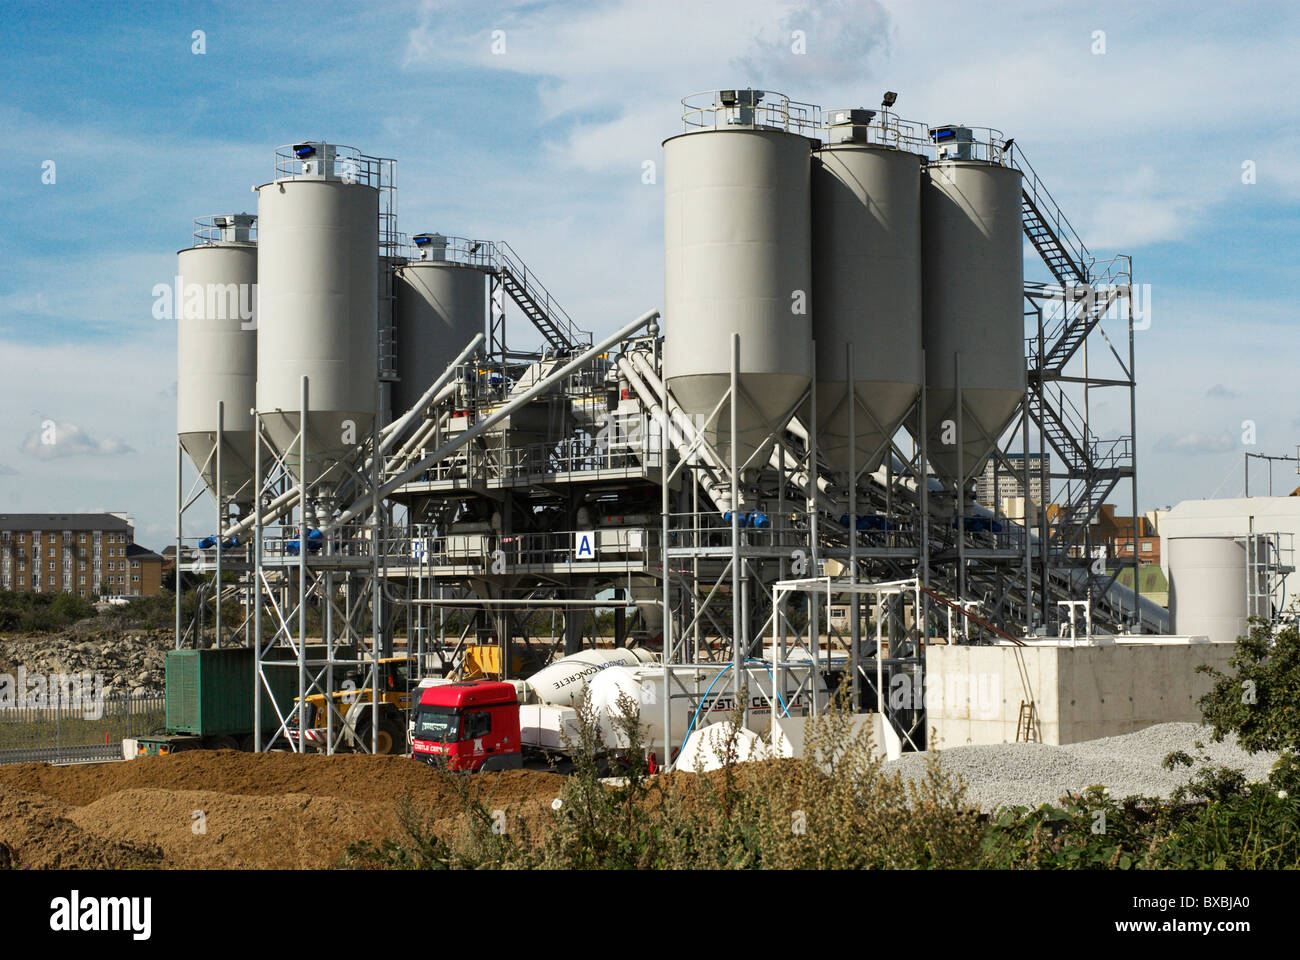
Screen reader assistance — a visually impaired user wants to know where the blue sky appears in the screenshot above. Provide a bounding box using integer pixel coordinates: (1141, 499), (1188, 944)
(0, 0), (1297, 548)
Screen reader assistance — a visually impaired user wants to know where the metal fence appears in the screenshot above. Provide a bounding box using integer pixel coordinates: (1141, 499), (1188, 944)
(0, 693), (165, 765)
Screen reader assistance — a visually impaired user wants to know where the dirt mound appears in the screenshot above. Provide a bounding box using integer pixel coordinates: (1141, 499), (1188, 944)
(0, 751), (566, 809)
(0, 751), (568, 868)
(68, 788), (401, 869)
(0, 785), (167, 869)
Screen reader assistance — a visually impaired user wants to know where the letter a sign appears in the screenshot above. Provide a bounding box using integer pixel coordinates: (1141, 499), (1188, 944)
(575, 531), (596, 560)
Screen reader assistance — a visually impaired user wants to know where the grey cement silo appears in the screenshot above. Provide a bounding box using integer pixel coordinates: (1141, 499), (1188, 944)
(392, 254), (485, 416)
(1168, 535), (1248, 644)
(255, 144), (379, 488)
(918, 135), (1025, 486)
(663, 91), (812, 470)
(810, 110), (923, 476)
(176, 214), (257, 505)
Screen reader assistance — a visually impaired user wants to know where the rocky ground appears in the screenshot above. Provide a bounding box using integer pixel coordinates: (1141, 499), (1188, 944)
(0, 625), (169, 697)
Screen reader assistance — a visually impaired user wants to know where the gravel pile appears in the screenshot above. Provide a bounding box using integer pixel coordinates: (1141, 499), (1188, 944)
(885, 722), (1280, 811)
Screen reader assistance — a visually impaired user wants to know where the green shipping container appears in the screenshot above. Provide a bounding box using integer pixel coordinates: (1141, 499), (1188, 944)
(165, 647), (299, 736)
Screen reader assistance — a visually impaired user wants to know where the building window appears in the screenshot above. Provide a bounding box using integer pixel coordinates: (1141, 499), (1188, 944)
(1141, 542), (1153, 552)
(48, 561), (55, 571)
(79, 534), (86, 543)
(79, 576), (86, 585)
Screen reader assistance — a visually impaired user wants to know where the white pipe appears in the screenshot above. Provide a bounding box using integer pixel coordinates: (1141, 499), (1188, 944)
(379, 332), (483, 455)
(328, 309), (660, 529)
(617, 353), (735, 514)
(221, 486), (298, 540)
(388, 407), (451, 474)
(625, 350), (745, 510)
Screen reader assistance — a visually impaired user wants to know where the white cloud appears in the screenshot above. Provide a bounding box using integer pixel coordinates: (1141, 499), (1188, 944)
(20, 419), (134, 460)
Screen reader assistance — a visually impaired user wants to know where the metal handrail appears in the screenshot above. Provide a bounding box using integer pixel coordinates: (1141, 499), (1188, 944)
(495, 240), (589, 347)
(192, 214), (257, 245)
(680, 90), (822, 137)
(822, 109), (931, 154)
(403, 235), (590, 349)
(1007, 142), (1091, 281)
(271, 143), (400, 257)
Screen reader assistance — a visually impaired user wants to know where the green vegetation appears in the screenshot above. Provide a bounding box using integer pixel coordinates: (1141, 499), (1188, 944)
(343, 663), (1300, 870)
(0, 590), (96, 633)
(1197, 616), (1300, 795)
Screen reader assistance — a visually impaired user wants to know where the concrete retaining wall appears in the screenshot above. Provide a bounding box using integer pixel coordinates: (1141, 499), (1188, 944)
(924, 639), (1235, 747)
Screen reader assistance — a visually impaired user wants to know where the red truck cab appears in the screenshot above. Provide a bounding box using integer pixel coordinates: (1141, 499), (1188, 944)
(412, 681), (522, 772)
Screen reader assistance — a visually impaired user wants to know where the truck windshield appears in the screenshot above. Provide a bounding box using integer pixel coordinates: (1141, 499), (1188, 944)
(415, 706), (460, 743)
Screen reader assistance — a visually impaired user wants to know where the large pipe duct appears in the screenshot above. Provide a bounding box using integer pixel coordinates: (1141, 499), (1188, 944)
(328, 309), (661, 529)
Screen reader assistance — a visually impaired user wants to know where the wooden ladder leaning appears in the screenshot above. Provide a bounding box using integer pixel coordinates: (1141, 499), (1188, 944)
(1016, 700), (1037, 742)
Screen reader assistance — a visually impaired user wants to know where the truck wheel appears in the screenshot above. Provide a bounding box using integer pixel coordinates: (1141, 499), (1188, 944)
(206, 735), (240, 752)
(239, 734), (257, 752)
(375, 717), (406, 755)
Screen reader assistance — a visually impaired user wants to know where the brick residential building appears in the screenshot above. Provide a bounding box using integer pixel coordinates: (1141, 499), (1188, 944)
(0, 513), (163, 598)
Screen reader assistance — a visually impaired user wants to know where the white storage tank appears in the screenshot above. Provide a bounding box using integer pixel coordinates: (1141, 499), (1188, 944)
(1168, 535), (1251, 644)
(392, 237), (485, 416)
(810, 108), (923, 476)
(917, 126), (1025, 486)
(255, 142), (379, 487)
(177, 214), (258, 506)
(663, 90), (813, 469)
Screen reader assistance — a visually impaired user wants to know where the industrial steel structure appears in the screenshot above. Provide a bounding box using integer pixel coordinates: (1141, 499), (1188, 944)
(173, 90), (1185, 765)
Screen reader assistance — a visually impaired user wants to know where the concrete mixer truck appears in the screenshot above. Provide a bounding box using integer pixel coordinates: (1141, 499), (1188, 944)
(410, 647), (826, 771)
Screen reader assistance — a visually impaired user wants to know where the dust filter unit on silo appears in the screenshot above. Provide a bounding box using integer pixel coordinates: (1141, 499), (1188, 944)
(176, 214), (258, 506)
(809, 108), (924, 478)
(915, 125), (1025, 488)
(255, 142), (380, 489)
(391, 234), (486, 416)
(663, 90), (813, 471)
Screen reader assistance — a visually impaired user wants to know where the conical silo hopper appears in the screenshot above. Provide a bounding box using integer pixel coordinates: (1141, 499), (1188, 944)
(176, 214), (258, 507)
(255, 143), (379, 490)
(663, 90), (812, 472)
(916, 128), (1025, 486)
(809, 109), (923, 478)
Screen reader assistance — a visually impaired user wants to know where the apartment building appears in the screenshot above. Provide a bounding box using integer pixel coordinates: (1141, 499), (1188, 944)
(975, 452), (1049, 511)
(0, 513), (161, 598)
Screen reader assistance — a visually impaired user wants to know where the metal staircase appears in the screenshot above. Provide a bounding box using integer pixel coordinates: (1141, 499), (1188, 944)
(1011, 147), (1090, 287)
(1009, 145), (1139, 622)
(416, 235), (591, 356)
(491, 241), (590, 355)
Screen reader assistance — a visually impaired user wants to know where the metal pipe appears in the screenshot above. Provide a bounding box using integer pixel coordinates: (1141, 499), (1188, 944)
(625, 350), (737, 509)
(730, 333), (744, 723)
(378, 332), (482, 454)
(330, 309), (659, 529)
(175, 437), (183, 651)
(296, 375), (308, 754)
(618, 353), (735, 514)
(253, 414), (263, 752)
(848, 342), (859, 708)
(215, 400), (223, 648)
